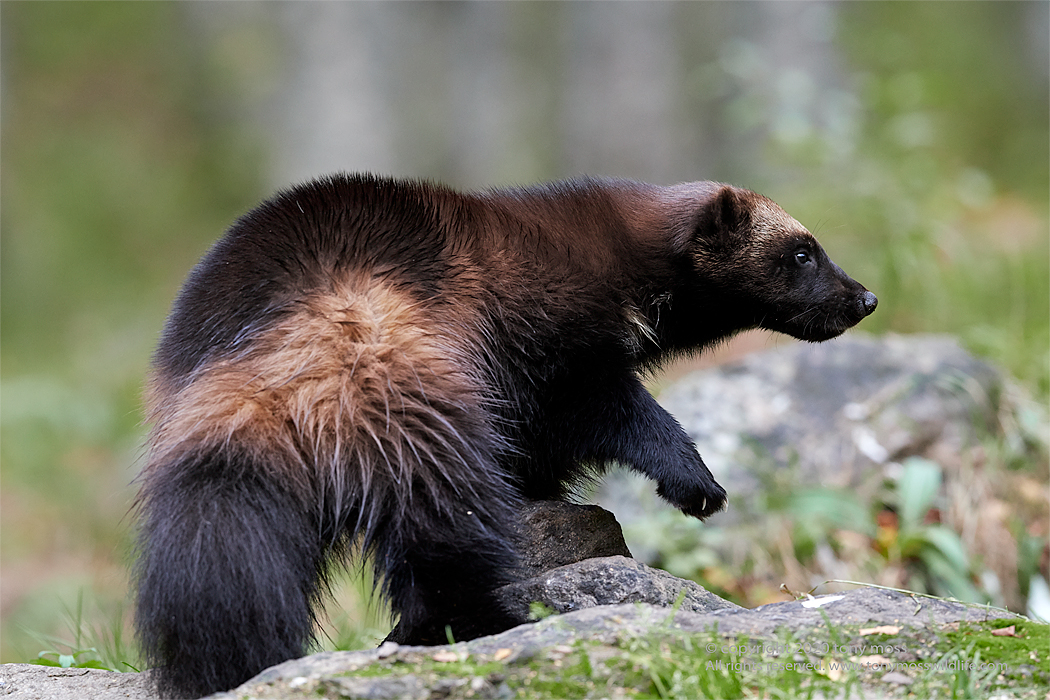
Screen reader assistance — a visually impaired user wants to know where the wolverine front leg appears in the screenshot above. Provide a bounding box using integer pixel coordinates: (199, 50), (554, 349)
(570, 372), (727, 519)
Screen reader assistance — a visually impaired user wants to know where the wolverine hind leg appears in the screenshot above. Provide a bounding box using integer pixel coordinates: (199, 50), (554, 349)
(374, 471), (523, 646)
(345, 350), (522, 645)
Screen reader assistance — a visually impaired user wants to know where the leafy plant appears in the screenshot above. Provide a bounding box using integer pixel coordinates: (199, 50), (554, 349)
(34, 647), (110, 670)
(880, 457), (984, 603)
(27, 592), (139, 672)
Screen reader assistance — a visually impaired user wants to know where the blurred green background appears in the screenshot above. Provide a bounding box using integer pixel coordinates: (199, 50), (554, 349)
(1, 1), (1047, 667)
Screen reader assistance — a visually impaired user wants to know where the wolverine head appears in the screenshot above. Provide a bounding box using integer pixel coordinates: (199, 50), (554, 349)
(689, 185), (877, 342)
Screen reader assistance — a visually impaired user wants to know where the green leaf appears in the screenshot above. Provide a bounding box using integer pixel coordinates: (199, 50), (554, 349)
(897, 457), (942, 531)
(788, 487), (875, 536)
(920, 547), (983, 603)
(921, 525), (971, 574)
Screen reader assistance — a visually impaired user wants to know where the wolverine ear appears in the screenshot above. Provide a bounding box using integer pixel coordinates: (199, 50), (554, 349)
(695, 186), (749, 249)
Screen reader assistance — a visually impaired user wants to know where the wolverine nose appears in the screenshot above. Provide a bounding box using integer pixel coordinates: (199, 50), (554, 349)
(857, 291), (878, 317)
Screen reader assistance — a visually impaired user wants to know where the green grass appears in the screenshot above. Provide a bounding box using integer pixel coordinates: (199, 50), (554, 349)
(25, 592), (139, 673)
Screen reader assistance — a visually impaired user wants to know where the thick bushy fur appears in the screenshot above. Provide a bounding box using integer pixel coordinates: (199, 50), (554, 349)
(134, 174), (876, 697)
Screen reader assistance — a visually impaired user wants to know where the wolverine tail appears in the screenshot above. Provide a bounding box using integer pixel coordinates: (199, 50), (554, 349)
(135, 278), (520, 698)
(134, 445), (329, 698)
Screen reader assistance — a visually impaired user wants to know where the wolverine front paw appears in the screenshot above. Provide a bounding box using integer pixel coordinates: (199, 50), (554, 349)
(656, 477), (727, 520)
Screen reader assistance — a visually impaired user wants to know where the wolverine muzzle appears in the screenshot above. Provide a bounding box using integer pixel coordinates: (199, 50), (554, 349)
(857, 291), (878, 318)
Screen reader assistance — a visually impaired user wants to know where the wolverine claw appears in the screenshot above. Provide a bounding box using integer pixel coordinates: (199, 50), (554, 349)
(657, 479), (727, 520)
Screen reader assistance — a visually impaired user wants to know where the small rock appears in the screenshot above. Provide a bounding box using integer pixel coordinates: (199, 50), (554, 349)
(323, 674), (428, 700)
(516, 501), (632, 579)
(494, 555), (739, 624)
(432, 650), (460, 663)
(881, 671), (914, 685)
(376, 641), (399, 658)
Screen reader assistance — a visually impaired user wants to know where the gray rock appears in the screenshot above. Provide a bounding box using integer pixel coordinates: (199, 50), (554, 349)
(516, 501), (632, 579)
(496, 586), (1013, 647)
(321, 673), (433, 699)
(497, 504), (731, 627)
(15, 570), (1016, 699)
(386, 501), (632, 642)
(219, 586), (1015, 699)
(654, 333), (1002, 496)
(0, 664), (153, 700)
(495, 555), (739, 621)
(665, 586), (1015, 637)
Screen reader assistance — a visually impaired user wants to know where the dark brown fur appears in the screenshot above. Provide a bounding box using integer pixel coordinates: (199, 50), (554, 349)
(135, 174), (876, 697)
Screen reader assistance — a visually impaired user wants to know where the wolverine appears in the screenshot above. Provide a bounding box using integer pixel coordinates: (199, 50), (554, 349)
(134, 173), (876, 697)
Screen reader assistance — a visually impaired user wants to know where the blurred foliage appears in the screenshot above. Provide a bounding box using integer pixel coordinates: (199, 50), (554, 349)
(623, 394), (1049, 614)
(837, 4), (1046, 396)
(876, 457), (982, 603)
(632, 466), (988, 611)
(1, 0), (1046, 667)
(2, 2), (265, 373)
(707, 2), (1049, 397)
(1, 2), (266, 662)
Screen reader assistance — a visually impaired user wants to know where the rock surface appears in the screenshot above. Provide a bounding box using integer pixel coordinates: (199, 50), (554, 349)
(515, 501), (632, 579)
(217, 585), (1015, 700)
(652, 333), (1003, 499)
(0, 664), (153, 700)
(496, 555), (739, 622)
